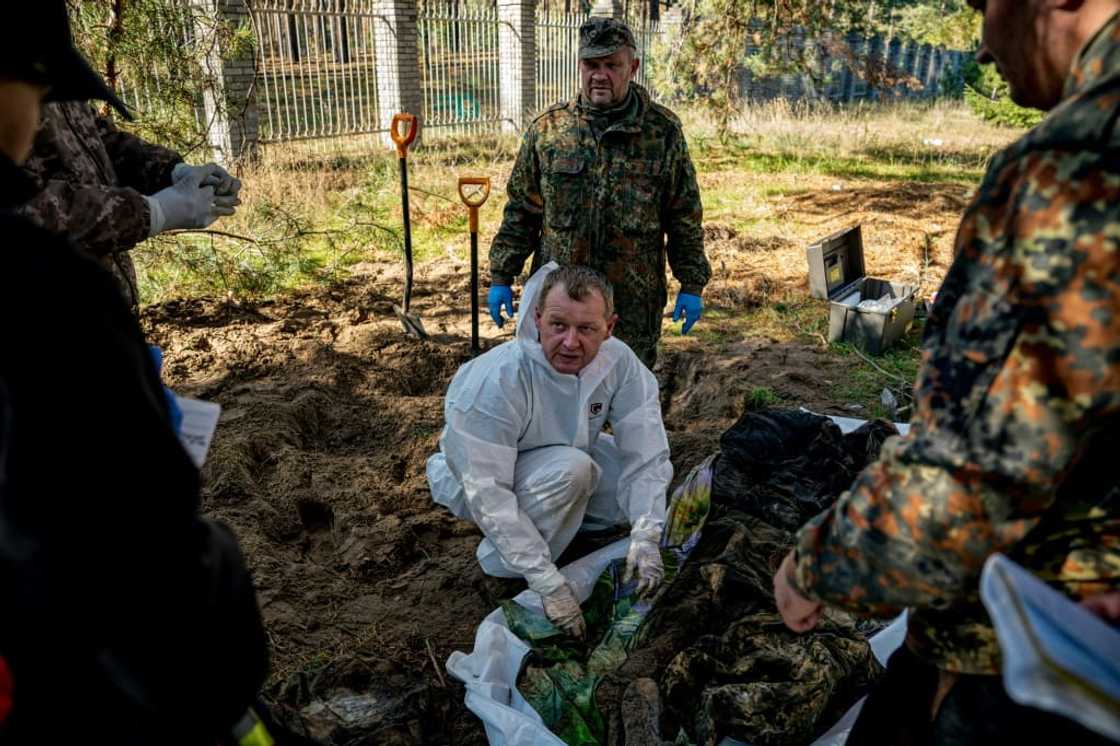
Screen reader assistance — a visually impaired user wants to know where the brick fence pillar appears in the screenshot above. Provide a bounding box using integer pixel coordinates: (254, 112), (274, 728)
(192, 0), (259, 165)
(498, 0), (537, 132)
(374, 0), (424, 149)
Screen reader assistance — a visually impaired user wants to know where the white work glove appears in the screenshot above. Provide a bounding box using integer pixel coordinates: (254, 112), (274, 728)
(146, 166), (224, 236)
(623, 538), (664, 597)
(541, 583), (587, 640)
(172, 161), (242, 199)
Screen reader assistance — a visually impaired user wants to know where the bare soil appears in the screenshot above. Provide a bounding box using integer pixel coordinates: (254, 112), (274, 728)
(143, 177), (964, 743)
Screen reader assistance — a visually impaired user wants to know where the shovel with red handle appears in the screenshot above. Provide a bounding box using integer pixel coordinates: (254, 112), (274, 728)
(390, 113), (427, 339)
(458, 176), (491, 356)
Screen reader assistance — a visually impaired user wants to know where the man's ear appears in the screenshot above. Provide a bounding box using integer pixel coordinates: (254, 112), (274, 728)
(630, 54), (640, 81)
(605, 313), (618, 338)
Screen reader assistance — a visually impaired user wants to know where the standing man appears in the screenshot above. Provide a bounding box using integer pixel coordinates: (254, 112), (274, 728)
(488, 17), (709, 368)
(773, 0), (1120, 743)
(428, 264), (671, 638)
(20, 101), (242, 314)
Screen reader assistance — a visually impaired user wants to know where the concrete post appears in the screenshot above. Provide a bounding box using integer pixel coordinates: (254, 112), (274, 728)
(374, 0), (424, 149)
(847, 33), (867, 101)
(498, 0), (537, 131)
(192, 0), (259, 165)
(866, 35), (884, 101)
(916, 44), (932, 97)
(886, 38), (903, 98)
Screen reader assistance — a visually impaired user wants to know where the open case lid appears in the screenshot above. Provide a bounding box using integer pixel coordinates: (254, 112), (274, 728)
(806, 225), (867, 301)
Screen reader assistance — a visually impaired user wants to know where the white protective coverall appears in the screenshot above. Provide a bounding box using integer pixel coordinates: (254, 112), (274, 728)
(425, 263), (672, 597)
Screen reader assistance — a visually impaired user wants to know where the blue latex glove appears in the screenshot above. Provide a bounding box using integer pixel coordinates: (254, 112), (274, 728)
(672, 293), (703, 335)
(488, 284), (515, 328)
(148, 345), (184, 434)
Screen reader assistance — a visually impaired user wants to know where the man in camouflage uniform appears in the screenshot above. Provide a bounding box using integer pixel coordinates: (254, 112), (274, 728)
(773, 0), (1120, 742)
(487, 17), (709, 368)
(20, 102), (241, 314)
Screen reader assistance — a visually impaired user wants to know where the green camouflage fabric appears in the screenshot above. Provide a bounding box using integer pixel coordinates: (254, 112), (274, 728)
(657, 519), (882, 746)
(489, 83), (709, 367)
(791, 12), (1120, 675)
(579, 17), (635, 59)
(19, 102), (182, 313)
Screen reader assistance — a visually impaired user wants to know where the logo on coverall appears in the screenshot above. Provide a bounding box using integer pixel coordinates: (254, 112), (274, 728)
(590, 402), (603, 416)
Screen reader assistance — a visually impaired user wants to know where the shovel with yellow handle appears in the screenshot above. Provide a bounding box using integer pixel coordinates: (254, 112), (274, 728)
(458, 176), (491, 356)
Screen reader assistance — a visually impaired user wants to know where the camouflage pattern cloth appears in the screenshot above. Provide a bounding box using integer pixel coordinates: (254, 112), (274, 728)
(19, 101), (183, 313)
(791, 11), (1120, 675)
(489, 83), (709, 367)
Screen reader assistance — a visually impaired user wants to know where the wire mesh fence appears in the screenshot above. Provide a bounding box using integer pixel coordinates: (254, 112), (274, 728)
(251, 0), (384, 144)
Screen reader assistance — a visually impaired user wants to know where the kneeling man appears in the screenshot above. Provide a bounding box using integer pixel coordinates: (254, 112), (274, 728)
(427, 264), (671, 638)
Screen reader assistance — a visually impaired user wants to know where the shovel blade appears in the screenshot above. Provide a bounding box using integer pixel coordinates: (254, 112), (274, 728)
(394, 305), (429, 340)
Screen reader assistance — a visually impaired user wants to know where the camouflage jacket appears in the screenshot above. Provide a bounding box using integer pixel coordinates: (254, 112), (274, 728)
(18, 102), (183, 312)
(489, 84), (709, 357)
(791, 13), (1120, 675)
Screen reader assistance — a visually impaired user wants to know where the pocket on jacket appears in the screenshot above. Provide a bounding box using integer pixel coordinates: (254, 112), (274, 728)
(545, 155), (585, 230)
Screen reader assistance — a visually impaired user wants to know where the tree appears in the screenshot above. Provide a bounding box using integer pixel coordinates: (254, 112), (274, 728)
(67, 0), (251, 156)
(653, 0), (878, 139)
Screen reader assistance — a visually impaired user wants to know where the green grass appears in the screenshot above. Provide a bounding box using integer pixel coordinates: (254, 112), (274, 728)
(744, 386), (782, 410)
(692, 142), (988, 185)
(828, 327), (925, 419)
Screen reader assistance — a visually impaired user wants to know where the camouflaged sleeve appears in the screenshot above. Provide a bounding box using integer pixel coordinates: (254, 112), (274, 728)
(663, 128), (708, 296)
(95, 116), (181, 194)
(17, 180), (152, 258)
(489, 126), (544, 286)
(791, 148), (1120, 620)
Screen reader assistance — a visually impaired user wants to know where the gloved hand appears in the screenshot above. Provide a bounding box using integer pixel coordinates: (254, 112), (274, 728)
(488, 284), (515, 328)
(623, 538), (664, 597)
(172, 162), (242, 222)
(672, 292), (703, 335)
(147, 345), (184, 434)
(541, 583), (586, 639)
(172, 161), (242, 198)
(146, 165), (223, 235)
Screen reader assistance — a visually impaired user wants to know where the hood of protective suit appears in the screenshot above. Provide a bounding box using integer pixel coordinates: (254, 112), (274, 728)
(515, 260), (555, 344)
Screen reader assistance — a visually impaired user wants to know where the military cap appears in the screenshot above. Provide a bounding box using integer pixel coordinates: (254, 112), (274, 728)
(579, 17), (637, 59)
(1, 1), (131, 119)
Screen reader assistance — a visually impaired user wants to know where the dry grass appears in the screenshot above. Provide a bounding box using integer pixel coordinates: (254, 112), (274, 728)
(134, 99), (1022, 306)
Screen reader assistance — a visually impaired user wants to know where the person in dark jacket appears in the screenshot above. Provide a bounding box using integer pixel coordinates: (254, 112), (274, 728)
(0, 4), (268, 744)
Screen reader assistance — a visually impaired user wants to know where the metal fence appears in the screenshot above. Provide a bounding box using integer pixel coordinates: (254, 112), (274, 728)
(631, 16), (661, 93)
(251, 0), (383, 143)
(417, 1), (503, 135)
(535, 10), (662, 115)
(535, 9), (584, 114)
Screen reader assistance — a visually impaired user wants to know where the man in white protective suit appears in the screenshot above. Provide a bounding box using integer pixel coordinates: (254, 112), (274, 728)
(426, 263), (671, 639)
